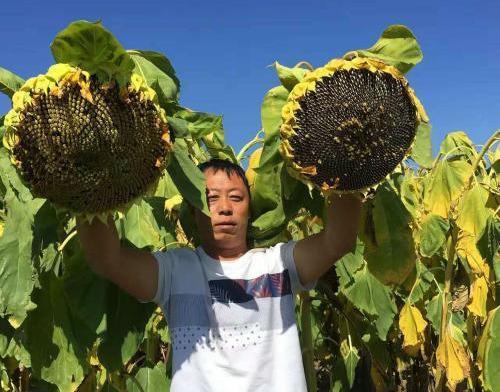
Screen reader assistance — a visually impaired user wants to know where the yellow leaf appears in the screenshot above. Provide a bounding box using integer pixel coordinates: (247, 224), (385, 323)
(399, 303), (427, 356)
(467, 275), (489, 319)
(245, 147), (263, 189)
(165, 194), (183, 214)
(436, 327), (471, 390)
(423, 160), (471, 218)
(456, 185), (490, 237)
(456, 232), (485, 275)
(7, 315), (22, 329)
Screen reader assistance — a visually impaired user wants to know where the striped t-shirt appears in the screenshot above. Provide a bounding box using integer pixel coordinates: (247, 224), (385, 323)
(151, 240), (316, 391)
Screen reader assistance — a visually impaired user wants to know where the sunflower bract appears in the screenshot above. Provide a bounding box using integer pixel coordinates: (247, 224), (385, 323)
(280, 57), (428, 193)
(3, 64), (173, 217)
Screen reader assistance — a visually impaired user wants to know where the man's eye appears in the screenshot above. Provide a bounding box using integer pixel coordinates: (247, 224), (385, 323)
(230, 196), (242, 201)
(207, 195), (218, 201)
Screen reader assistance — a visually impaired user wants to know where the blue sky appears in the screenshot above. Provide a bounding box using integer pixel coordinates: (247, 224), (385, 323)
(1, 0), (499, 162)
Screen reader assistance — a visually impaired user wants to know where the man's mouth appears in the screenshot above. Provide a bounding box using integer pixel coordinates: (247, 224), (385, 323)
(214, 221), (237, 228)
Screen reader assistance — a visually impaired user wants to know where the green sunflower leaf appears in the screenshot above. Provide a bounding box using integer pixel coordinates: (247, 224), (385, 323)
(0, 189), (44, 326)
(129, 53), (178, 105)
(274, 62), (309, 91)
(255, 86), (289, 172)
(361, 181), (416, 285)
(128, 49), (180, 96)
(126, 362), (171, 391)
(97, 284), (155, 372)
(167, 140), (209, 216)
(355, 24), (423, 74)
(477, 306), (500, 391)
(411, 122), (433, 168)
(24, 273), (87, 390)
(418, 214), (450, 257)
(119, 199), (163, 249)
(0, 67), (25, 98)
(169, 109), (223, 140)
(51, 20), (134, 85)
(341, 260), (397, 340)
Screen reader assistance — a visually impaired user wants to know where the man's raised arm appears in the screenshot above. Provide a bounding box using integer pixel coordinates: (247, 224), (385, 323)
(293, 193), (362, 288)
(76, 216), (158, 302)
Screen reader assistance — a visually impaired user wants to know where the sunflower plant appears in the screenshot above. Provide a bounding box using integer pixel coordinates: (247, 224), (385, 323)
(0, 21), (498, 392)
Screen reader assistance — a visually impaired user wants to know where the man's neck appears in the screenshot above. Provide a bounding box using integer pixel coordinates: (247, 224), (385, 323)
(202, 242), (248, 261)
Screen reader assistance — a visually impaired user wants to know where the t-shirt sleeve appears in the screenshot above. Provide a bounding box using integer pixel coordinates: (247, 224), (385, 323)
(278, 240), (317, 294)
(141, 251), (173, 307)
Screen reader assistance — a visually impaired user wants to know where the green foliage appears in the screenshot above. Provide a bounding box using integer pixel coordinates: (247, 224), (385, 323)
(274, 61), (309, 91)
(128, 49), (180, 98)
(24, 273), (88, 391)
(419, 214), (450, 257)
(411, 122), (433, 168)
(0, 20), (498, 392)
(0, 158), (44, 324)
(423, 159), (472, 218)
(456, 184), (490, 236)
(0, 67), (24, 98)
(119, 200), (164, 249)
(361, 180), (416, 285)
(406, 261), (434, 304)
(256, 85), (289, 169)
(478, 216), (500, 265)
(0, 19), (230, 388)
(353, 24), (423, 74)
(62, 246), (107, 336)
(478, 306), (500, 392)
(51, 20), (134, 85)
(342, 260), (398, 340)
(440, 131), (477, 160)
(127, 362), (171, 391)
(129, 52), (178, 105)
(0, 202), (40, 323)
(169, 109), (223, 140)
(167, 140), (209, 216)
(97, 284), (155, 372)
(299, 129), (497, 391)
(250, 84), (289, 242)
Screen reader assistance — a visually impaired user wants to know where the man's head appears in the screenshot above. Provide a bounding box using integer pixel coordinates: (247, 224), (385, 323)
(194, 159), (251, 256)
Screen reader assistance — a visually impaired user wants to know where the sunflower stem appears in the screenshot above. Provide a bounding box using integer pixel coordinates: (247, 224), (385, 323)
(300, 290), (317, 392)
(58, 229), (78, 252)
(294, 61), (314, 71)
(236, 130), (264, 163)
(435, 225), (458, 391)
(467, 130), (499, 188)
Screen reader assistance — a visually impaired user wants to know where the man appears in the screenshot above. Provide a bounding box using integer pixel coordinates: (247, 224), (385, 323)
(76, 158), (362, 391)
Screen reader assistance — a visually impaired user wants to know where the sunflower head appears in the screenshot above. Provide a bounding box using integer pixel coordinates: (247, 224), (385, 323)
(280, 57), (428, 195)
(4, 64), (173, 221)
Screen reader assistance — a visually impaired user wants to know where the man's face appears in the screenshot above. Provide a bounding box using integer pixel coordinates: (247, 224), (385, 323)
(194, 168), (250, 251)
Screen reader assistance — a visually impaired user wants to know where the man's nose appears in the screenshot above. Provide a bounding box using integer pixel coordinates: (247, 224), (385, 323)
(217, 197), (232, 215)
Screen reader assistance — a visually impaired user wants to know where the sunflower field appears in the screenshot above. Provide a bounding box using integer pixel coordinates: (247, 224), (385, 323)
(0, 20), (498, 392)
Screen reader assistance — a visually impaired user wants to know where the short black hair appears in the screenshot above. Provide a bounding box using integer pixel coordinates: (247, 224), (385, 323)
(198, 158), (251, 198)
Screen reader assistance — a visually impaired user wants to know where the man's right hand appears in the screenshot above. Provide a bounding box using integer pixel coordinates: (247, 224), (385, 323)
(76, 216), (158, 302)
